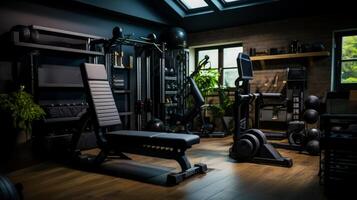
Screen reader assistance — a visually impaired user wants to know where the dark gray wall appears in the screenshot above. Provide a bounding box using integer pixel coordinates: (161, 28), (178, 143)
(74, 0), (170, 25)
(0, 1), (164, 38)
(0, 0), (166, 91)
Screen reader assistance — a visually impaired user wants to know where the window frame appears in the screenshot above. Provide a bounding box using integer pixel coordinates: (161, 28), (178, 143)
(195, 43), (243, 90)
(220, 0), (253, 7)
(333, 30), (357, 92)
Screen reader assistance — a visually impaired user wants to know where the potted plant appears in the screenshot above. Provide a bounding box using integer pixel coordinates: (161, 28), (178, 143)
(0, 86), (45, 146)
(193, 68), (219, 97)
(193, 68), (222, 130)
(218, 88), (235, 133)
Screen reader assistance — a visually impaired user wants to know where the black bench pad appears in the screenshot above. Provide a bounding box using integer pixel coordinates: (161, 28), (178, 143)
(106, 130), (200, 148)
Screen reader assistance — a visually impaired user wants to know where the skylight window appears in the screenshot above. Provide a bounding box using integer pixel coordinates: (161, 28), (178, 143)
(179, 0), (209, 9)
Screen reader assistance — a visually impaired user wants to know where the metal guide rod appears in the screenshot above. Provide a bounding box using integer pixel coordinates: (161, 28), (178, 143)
(160, 43), (166, 104)
(146, 56), (151, 121)
(137, 56), (142, 130)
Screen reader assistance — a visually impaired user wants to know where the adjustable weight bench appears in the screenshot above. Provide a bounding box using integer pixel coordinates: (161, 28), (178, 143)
(73, 63), (207, 185)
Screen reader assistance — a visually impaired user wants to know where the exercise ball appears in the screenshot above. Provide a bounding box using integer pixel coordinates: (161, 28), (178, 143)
(146, 118), (164, 132)
(303, 109), (319, 124)
(305, 95), (320, 111)
(161, 27), (187, 48)
(306, 128), (321, 141)
(305, 140), (320, 156)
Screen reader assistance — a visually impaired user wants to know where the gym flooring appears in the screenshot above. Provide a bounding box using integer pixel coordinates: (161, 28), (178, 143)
(7, 137), (324, 200)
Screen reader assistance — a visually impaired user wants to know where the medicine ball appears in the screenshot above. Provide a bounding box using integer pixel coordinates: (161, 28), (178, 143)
(305, 140), (320, 156)
(303, 109), (319, 124)
(161, 27), (187, 48)
(306, 128), (321, 141)
(146, 118), (164, 132)
(112, 26), (123, 39)
(305, 95), (320, 111)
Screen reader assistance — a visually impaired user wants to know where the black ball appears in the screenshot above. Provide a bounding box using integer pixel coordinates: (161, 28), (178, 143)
(146, 118), (164, 132)
(303, 109), (319, 124)
(305, 140), (320, 156)
(305, 95), (320, 111)
(112, 26), (123, 39)
(306, 128), (321, 141)
(161, 27), (187, 48)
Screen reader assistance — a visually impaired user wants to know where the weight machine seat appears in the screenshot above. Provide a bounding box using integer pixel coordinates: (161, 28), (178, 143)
(106, 130), (200, 148)
(78, 63), (207, 185)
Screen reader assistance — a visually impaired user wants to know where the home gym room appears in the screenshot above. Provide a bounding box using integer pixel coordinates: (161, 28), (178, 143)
(0, 0), (356, 199)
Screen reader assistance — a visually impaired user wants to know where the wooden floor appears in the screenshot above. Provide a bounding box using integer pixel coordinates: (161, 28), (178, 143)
(7, 136), (326, 200)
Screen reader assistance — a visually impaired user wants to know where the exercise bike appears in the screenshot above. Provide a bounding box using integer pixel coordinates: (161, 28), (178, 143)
(229, 53), (293, 167)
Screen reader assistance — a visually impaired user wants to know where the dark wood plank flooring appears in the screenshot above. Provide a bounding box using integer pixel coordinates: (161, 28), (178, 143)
(7, 136), (326, 200)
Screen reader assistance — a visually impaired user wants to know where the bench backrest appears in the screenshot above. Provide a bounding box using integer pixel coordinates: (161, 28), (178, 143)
(80, 63), (121, 128)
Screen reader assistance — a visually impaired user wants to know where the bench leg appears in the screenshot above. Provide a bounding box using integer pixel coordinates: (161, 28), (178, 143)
(167, 155), (208, 185)
(176, 155), (192, 172)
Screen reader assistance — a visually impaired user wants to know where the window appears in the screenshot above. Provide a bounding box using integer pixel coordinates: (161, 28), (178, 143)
(195, 43), (243, 89)
(334, 30), (357, 91)
(179, 0), (209, 10)
(341, 35), (357, 84)
(223, 46), (243, 87)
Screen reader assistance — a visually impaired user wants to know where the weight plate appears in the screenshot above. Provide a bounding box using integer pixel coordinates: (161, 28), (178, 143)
(245, 129), (267, 144)
(240, 133), (260, 156)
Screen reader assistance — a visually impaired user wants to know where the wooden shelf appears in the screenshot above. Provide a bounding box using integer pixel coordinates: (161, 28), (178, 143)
(250, 51), (330, 61)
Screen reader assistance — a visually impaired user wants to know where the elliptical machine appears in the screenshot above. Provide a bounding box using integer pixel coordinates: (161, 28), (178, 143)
(229, 53), (293, 167)
(174, 55), (226, 137)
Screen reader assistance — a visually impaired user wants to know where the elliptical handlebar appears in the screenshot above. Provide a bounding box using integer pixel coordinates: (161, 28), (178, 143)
(190, 55), (209, 78)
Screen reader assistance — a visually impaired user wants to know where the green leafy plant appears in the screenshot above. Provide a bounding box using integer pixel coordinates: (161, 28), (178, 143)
(0, 86), (45, 134)
(193, 68), (219, 97)
(218, 88), (234, 116)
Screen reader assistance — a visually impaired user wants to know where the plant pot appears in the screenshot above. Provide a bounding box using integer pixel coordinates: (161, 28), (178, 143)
(223, 116), (234, 133)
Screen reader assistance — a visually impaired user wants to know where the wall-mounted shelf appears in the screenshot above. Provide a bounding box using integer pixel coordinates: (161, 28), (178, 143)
(251, 51), (330, 61)
(251, 51), (330, 69)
